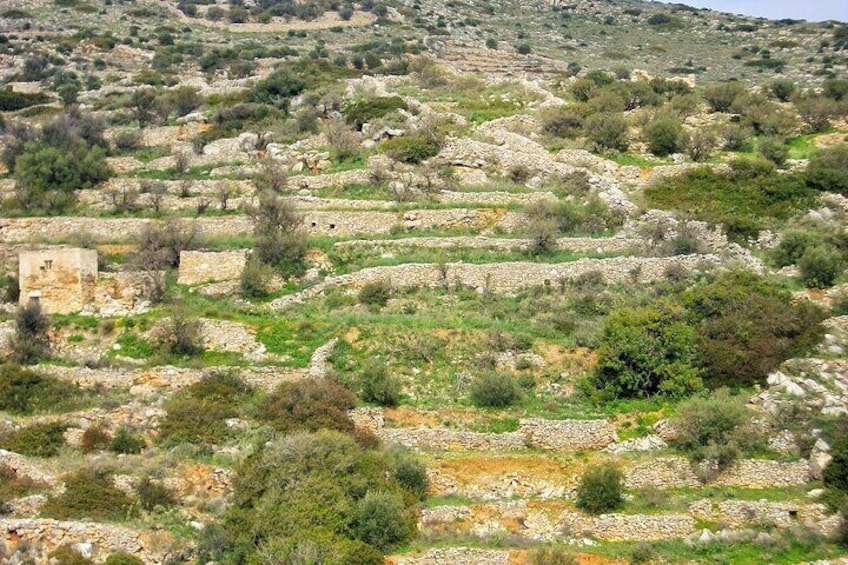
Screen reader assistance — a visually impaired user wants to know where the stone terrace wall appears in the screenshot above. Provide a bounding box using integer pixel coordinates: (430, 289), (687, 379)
(624, 456), (811, 489)
(178, 250), (249, 285)
(0, 209), (519, 243)
(273, 255), (721, 307)
(334, 235), (646, 255)
(0, 519), (174, 564)
(391, 548), (511, 565)
(350, 408), (617, 452)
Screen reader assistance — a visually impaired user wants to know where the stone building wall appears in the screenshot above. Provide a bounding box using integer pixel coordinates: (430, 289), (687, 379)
(18, 248), (98, 315)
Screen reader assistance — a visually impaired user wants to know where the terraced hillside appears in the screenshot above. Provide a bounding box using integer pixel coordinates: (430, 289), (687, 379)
(0, 0), (847, 564)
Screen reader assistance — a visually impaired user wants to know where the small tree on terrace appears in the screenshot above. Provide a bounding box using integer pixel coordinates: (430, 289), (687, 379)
(247, 191), (308, 277)
(9, 301), (51, 365)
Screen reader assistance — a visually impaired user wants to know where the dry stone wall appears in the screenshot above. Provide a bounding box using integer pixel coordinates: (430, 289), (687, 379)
(178, 250), (248, 286)
(0, 519), (176, 564)
(333, 235), (645, 255)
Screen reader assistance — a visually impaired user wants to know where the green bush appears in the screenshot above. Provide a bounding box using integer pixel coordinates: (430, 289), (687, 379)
(155, 310), (203, 357)
(469, 372), (522, 408)
(104, 553), (144, 565)
(387, 447), (428, 500)
(224, 430), (416, 563)
(42, 468), (135, 521)
(15, 143), (109, 213)
(583, 112), (628, 152)
(0, 363), (79, 414)
(0, 89), (50, 111)
(671, 389), (760, 477)
(645, 114), (683, 156)
(823, 419), (848, 498)
(537, 104), (586, 138)
(345, 96), (408, 130)
(249, 191), (308, 277)
(159, 396), (234, 446)
(799, 244), (844, 288)
(771, 229), (820, 267)
(249, 69), (305, 112)
(757, 137), (789, 166)
(48, 545), (93, 565)
(575, 462), (623, 514)
(590, 303), (703, 399)
(702, 81), (746, 112)
(8, 301), (50, 365)
(684, 271), (824, 388)
(110, 427), (145, 454)
(383, 134), (442, 164)
(359, 280), (392, 307)
(807, 145), (848, 195)
(360, 365), (402, 407)
(0, 422), (66, 457)
(353, 491), (413, 551)
(258, 379), (357, 434)
(239, 257), (274, 299)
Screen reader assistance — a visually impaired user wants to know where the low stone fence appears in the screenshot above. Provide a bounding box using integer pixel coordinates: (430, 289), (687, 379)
(0, 208), (519, 243)
(333, 235), (645, 255)
(273, 254), (721, 307)
(390, 548), (511, 565)
(624, 456), (811, 489)
(178, 250), (249, 286)
(0, 519), (176, 564)
(350, 407), (617, 452)
(689, 499), (840, 536)
(36, 365), (307, 395)
(577, 513), (696, 541)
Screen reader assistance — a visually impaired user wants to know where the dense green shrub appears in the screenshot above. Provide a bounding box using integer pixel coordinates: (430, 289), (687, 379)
(645, 114), (683, 156)
(583, 112), (628, 152)
(223, 430), (417, 563)
(0, 363), (79, 414)
(110, 427), (145, 454)
(702, 81), (746, 112)
(359, 280), (392, 307)
(259, 379), (357, 434)
(383, 133), (442, 164)
(757, 137), (789, 166)
(771, 229), (821, 267)
(249, 69), (306, 112)
(537, 104), (586, 138)
(0, 89), (50, 111)
(823, 419), (848, 507)
(104, 553), (144, 565)
(249, 191), (308, 277)
(798, 244), (844, 288)
(575, 462), (624, 514)
(671, 389), (760, 476)
(360, 364), (401, 406)
(239, 257), (274, 299)
(345, 96), (408, 130)
(155, 310), (203, 357)
(807, 145), (848, 195)
(683, 271), (824, 388)
(387, 447), (428, 500)
(470, 372), (522, 408)
(8, 301), (50, 365)
(644, 164), (816, 241)
(590, 304), (703, 399)
(0, 422), (66, 457)
(42, 468), (135, 521)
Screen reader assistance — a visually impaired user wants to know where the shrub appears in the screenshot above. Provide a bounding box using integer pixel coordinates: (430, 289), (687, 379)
(590, 303), (703, 399)
(248, 191), (308, 277)
(798, 244), (844, 288)
(0, 363), (79, 414)
(258, 379), (357, 434)
(240, 257), (274, 299)
(137, 477), (176, 511)
(156, 310), (203, 357)
(48, 545), (93, 565)
(758, 137), (789, 166)
(531, 547), (577, 565)
(823, 419), (848, 497)
(360, 365), (401, 406)
(470, 372), (522, 408)
(359, 280), (392, 307)
(575, 462), (623, 514)
(538, 104), (586, 138)
(110, 427), (145, 454)
(0, 422), (66, 457)
(807, 145), (848, 195)
(8, 301), (50, 365)
(387, 447), (428, 499)
(224, 431), (415, 563)
(104, 554), (144, 565)
(81, 426), (111, 453)
(383, 134), (442, 164)
(0, 89), (50, 111)
(771, 229), (820, 267)
(645, 114), (683, 156)
(42, 468), (135, 521)
(702, 81), (746, 112)
(671, 389), (759, 476)
(583, 112), (628, 152)
(159, 396), (234, 446)
(684, 271), (824, 388)
(345, 96), (408, 130)
(769, 79), (796, 102)
(249, 69), (305, 112)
